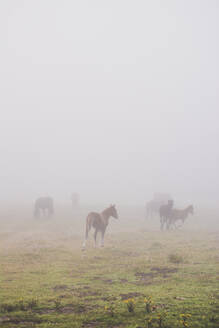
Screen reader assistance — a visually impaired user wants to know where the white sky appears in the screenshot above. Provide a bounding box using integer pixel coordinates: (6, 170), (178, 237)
(0, 1), (218, 205)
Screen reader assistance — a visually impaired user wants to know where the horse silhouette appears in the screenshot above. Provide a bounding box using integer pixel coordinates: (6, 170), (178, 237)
(34, 197), (54, 218)
(82, 205), (118, 249)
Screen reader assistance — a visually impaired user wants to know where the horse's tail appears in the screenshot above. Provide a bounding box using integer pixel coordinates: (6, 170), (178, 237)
(82, 214), (92, 249)
(85, 215), (92, 239)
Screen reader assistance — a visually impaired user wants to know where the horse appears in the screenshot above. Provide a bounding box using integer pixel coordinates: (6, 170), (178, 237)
(167, 205), (194, 230)
(82, 204), (118, 249)
(159, 200), (174, 230)
(145, 200), (165, 219)
(34, 197), (54, 218)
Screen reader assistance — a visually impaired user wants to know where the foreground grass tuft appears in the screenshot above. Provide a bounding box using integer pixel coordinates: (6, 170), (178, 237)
(168, 253), (184, 264)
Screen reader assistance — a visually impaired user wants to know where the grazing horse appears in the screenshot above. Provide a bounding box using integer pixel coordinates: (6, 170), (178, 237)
(34, 197), (54, 218)
(167, 205), (194, 230)
(159, 200), (174, 230)
(82, 205), (118, 249)
(145, 200), (164, 219)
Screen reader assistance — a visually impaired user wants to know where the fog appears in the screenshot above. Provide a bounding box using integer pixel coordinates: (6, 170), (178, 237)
(0, 0), (218, 207)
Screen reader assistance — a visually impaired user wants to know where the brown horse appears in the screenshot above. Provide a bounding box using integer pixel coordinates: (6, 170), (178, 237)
(167, 205), (194, 229)
(82, 205), (118, 249)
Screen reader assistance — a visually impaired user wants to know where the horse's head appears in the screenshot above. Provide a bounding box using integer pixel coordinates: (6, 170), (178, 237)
(188, 205), (194, 215)
(109, 204), (118, 219)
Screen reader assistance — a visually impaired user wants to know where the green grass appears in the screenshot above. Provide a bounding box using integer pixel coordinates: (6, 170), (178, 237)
(0, 210), (219, 327)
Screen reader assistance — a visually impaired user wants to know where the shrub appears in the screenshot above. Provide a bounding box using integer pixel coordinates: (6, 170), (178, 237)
(168, 253), (184, 264)
(54, 299), (62, 310)
(124, 298), (135, 313)
(27, 298), (38, 310)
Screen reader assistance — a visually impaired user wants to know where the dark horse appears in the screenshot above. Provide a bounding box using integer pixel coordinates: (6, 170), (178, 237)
(34, 197), (54, 218)
(82, 205), (118, 249)
(159, 200), (174, 230)
(167, 205), (194, 230)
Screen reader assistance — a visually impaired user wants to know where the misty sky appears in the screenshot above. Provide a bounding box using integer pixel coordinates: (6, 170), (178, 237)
(0, 1), (218, 205)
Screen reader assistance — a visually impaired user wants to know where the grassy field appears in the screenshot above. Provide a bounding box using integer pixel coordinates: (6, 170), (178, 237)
(0, 204), (219, 328)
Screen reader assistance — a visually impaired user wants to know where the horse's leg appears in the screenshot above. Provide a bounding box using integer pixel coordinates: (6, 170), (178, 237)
(100, 227), (106, 247)
(177, 219), (183, 229)
(94, 229), (98, 247)
(171, 220), (177, 230)
(164, 217), (169, 230)
(82, 220), (91, 249)
(166, 218), (171, 230)
(168, 218), (172, 230)
(164, 217), (167, 230)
